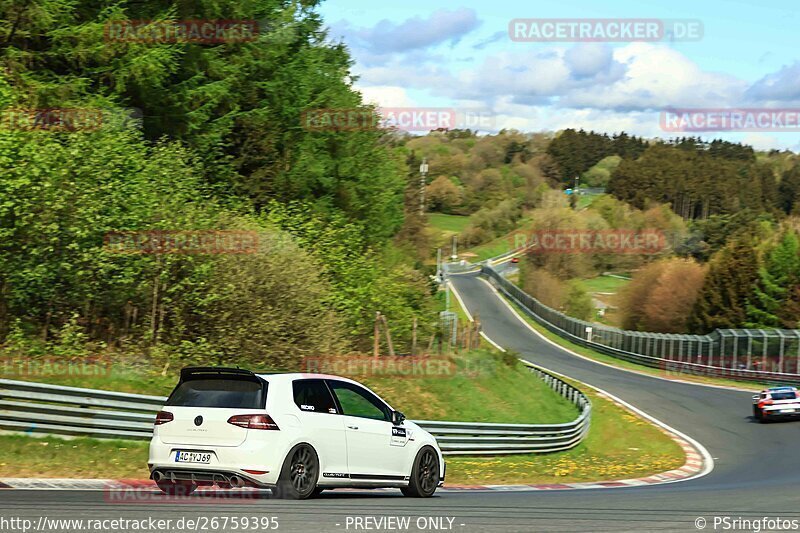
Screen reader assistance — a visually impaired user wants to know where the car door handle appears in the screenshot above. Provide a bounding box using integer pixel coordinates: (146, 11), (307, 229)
(347, 425), (359, 430)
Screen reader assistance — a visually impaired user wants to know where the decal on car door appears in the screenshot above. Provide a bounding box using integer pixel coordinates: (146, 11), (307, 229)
(390, 426), (410, 447)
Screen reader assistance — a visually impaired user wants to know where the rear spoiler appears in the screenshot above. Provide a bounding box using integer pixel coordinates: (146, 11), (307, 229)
(180, 367), (258, 381)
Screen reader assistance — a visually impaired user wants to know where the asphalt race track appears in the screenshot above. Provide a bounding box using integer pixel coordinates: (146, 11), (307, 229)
(3, 272), (800, 532)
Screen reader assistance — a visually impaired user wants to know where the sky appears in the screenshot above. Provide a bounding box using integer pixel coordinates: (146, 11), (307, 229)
(318, 0), (800, 151)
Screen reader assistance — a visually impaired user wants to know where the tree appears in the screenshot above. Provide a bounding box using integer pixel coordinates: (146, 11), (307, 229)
(0, 123), (218, 339)
(621, 261), (668, 331)
(262, 202), (434, 352)
(546, 129), (619, 186)
(778, 166), (800, 215)
(564, 283), (593, 321)
(689, 236), (759, 332)
(427, 176), (463, 213)
(640, 259), (706, 333)
(0, 0), (406, 242)
(521, 268), (565, 310)
(746, 230), (800, 328)
(190, 232), (347, 368)
(608, 143), (776, 220)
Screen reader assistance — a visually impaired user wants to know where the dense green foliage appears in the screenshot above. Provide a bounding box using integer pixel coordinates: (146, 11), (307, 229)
(746, 230), (800, 328)
(608, 143), (778, 219)
(688, 235), (760, 332)
(0, 1), (431, 364)
(546, 129), (647, 186)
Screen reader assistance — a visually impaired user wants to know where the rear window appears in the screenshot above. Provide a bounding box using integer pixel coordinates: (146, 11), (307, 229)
(166, 378), (266, 408)
(771, 391), (797, 401)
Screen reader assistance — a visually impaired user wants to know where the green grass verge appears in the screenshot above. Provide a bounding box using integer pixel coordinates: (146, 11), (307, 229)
(360, 351), (579, 424)
(0, 364), (178, 396)
(428, 213), (470, 234)
(575, 275), (630, 294)
(501, 294), (763, 391)
(470, 238), (513, 261)
(0, 435), (148, 479)
(445, 382), (684, 485)
(576, 192), (604, 210)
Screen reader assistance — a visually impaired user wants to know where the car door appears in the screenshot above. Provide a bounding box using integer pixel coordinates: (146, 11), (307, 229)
(326, 380), (410, 480)
(291, 379), (349, 479)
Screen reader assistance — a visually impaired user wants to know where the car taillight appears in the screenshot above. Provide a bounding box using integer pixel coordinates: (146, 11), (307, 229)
(759, 400), (773, 408)
(227, 414), (280, 430)
(154, 411), (174, 425)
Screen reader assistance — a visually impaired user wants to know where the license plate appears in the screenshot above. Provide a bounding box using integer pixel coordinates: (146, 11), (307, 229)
(175, 451), (212, 464)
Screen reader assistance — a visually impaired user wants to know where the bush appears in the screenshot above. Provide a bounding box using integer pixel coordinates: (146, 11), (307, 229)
(564, 283), (594, 321)
(521, 268), (565, 309)
(621, 258), (706, 332)
(188, 231), (347, 369)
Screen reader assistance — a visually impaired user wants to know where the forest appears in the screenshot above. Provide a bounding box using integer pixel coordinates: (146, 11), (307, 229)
(2, 0), (799, 374)
(412, 128), (800, 334)
(0, 0), (434, 369)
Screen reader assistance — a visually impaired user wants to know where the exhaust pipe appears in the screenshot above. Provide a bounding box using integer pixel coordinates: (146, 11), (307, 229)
(152, 471), (164, 483)
(230, 475), (244, 488)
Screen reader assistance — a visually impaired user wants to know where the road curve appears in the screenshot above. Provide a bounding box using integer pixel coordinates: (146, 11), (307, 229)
(2, 272), (800, 532)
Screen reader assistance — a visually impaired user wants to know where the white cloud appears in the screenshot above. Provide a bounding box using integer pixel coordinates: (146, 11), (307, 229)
(563, 43), (616, 79)
(745, 61), (800, 104)
(357, 85), (417, 107)
(561, 43), (747, 111)
(329, 8), (480, 58)
(335, 20), (800, 149)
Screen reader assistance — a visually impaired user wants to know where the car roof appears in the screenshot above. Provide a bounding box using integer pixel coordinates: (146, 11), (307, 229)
(765, 386), (798, 392)
(255, 372), (361, 385)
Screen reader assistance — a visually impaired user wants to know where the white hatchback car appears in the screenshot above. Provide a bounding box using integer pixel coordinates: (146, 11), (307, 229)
(149, 367), (445, 499)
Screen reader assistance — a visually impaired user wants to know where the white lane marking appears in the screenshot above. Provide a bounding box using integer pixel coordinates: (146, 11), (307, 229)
(448, 281), (474, 322)
(476, 277), (755, 394)
(480, 332), (505, 352)
(451, 277), (716, 485)
(451, 279), (531, 355)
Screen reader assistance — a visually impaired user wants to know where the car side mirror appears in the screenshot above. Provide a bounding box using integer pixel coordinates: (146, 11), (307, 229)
(752, 395), (760, 401)
(392, 410), (406, 425)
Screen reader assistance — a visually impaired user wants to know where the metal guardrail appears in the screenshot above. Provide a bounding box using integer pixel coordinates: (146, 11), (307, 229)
(483, 264), (800, 385)
(443, 261), (481, 275)
(421, 363), (591, 455)
(444, 246), (525, 276)
(0, 363), (591, 455)
(483, 246), (526, 266)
